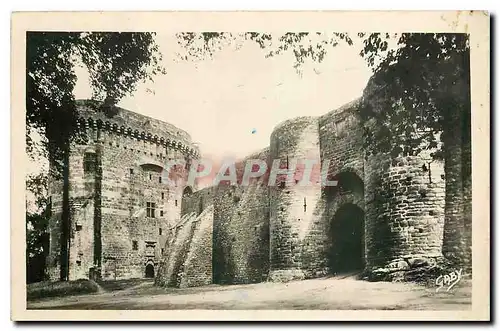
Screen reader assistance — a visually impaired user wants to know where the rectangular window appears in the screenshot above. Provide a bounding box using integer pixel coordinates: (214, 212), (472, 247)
(130, 168), (134, 175)
(161, 248), (165, 255)
(160, 210), (164, 217)
(83, 153), (97, 174)
(146, 202), (156, 218)
(159, 176), (162, 183)
(149, 174), (152, 180)
(175, 200), (178, 207)
(159, 228), (162, 235)
(132, 241), (138, 250)
(161, 192), (164, 199)
(76, 224), (82, 232)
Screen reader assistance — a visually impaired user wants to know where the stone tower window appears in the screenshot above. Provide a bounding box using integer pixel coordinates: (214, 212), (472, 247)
(159, 228), (162, 235)
(130, 168), (134, 175)
(160, 210), (164, 217)
(159, 176), (162, 184)
(132, 241), (138, 250)
(175, 200), (178, 207)
(161, 192), (164, 200)
(146, 202), (156, 218)
(149, 174), (152, 180)
(83, 152), (97, 174)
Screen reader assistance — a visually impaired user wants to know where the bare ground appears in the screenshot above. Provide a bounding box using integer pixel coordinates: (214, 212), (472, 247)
(27, 275), (472, 310)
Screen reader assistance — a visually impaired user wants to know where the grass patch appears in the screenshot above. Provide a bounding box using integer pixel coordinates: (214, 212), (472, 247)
(27, 279), (100, 300)
(96, 278), (147, 292)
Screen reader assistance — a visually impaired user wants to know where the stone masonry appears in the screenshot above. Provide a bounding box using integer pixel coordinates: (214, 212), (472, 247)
(47, 100), (200, 281)
(47, 74), (463, 286)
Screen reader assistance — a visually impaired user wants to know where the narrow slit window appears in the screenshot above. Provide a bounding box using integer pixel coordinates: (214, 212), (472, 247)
(132, 241), (138, 250)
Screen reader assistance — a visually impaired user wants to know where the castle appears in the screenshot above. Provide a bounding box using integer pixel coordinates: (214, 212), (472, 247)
(47, 79), (447, 286)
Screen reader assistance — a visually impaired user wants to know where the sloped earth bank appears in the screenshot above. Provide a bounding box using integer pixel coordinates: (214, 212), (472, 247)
(27, 275), (471, 310)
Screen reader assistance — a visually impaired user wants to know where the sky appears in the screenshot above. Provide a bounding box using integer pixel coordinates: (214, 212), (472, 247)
(73, 33), (373, 160)
(27, 33), (377, 211)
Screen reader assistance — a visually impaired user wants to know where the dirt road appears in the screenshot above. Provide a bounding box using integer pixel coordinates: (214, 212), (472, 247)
(27, 276), (471, 310)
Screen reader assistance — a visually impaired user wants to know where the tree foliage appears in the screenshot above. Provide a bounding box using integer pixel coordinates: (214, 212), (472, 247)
(174, 32), (470, 159)
(175, 32), (353, 71)
(26, 173), (50, 283)
(358, 33), (470, 159)
(26, 32), (165, 171)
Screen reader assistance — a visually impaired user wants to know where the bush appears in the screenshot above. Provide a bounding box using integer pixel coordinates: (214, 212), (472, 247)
(27, 279), (100, 300)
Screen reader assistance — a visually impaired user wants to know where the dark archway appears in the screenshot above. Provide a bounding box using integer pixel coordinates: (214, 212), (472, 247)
(329, 203), (365, 274)
(145, 263), (155, 278)
(183, 186), (193, 197)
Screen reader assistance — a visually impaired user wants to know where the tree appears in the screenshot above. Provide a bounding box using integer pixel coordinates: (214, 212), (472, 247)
(26, 173), (50, 283)
(357, 33), (471, 270)
(175, 32), (353, 72)
(26, 32), (165, 281)
(174, 32), (472, 269)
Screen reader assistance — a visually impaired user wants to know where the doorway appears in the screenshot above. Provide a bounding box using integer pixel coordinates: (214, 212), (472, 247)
(329, 203), (365, 274)
(145, 262), (155, 278)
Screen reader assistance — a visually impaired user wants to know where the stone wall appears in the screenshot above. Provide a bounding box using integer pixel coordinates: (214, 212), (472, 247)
(318, 99), (364, 179)
(212, 148), (271, 284)
(364, 152), (445, 270)
(68, 145), (96, 280)
(268, 117), (323, 281)
(180, 204), (214, 287)
(315, 100), (366, 276)
(156, 188), (214, 287)
(47, 100), (199, 281)
(46, 175), (64, 281)
(46, 87), (458, 286)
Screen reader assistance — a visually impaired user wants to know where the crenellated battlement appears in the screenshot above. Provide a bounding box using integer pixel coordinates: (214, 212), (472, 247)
(75, 100), (200, 159)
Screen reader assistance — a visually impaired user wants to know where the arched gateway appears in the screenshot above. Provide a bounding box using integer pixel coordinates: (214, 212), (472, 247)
(145, 261), (155, 278)
(329, 203), (365, 274)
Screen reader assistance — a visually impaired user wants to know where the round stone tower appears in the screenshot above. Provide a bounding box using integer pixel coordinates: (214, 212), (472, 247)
(268, 116), (322, 282)
(362, 77), (446, 274)
(364, 152), (446, 269)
